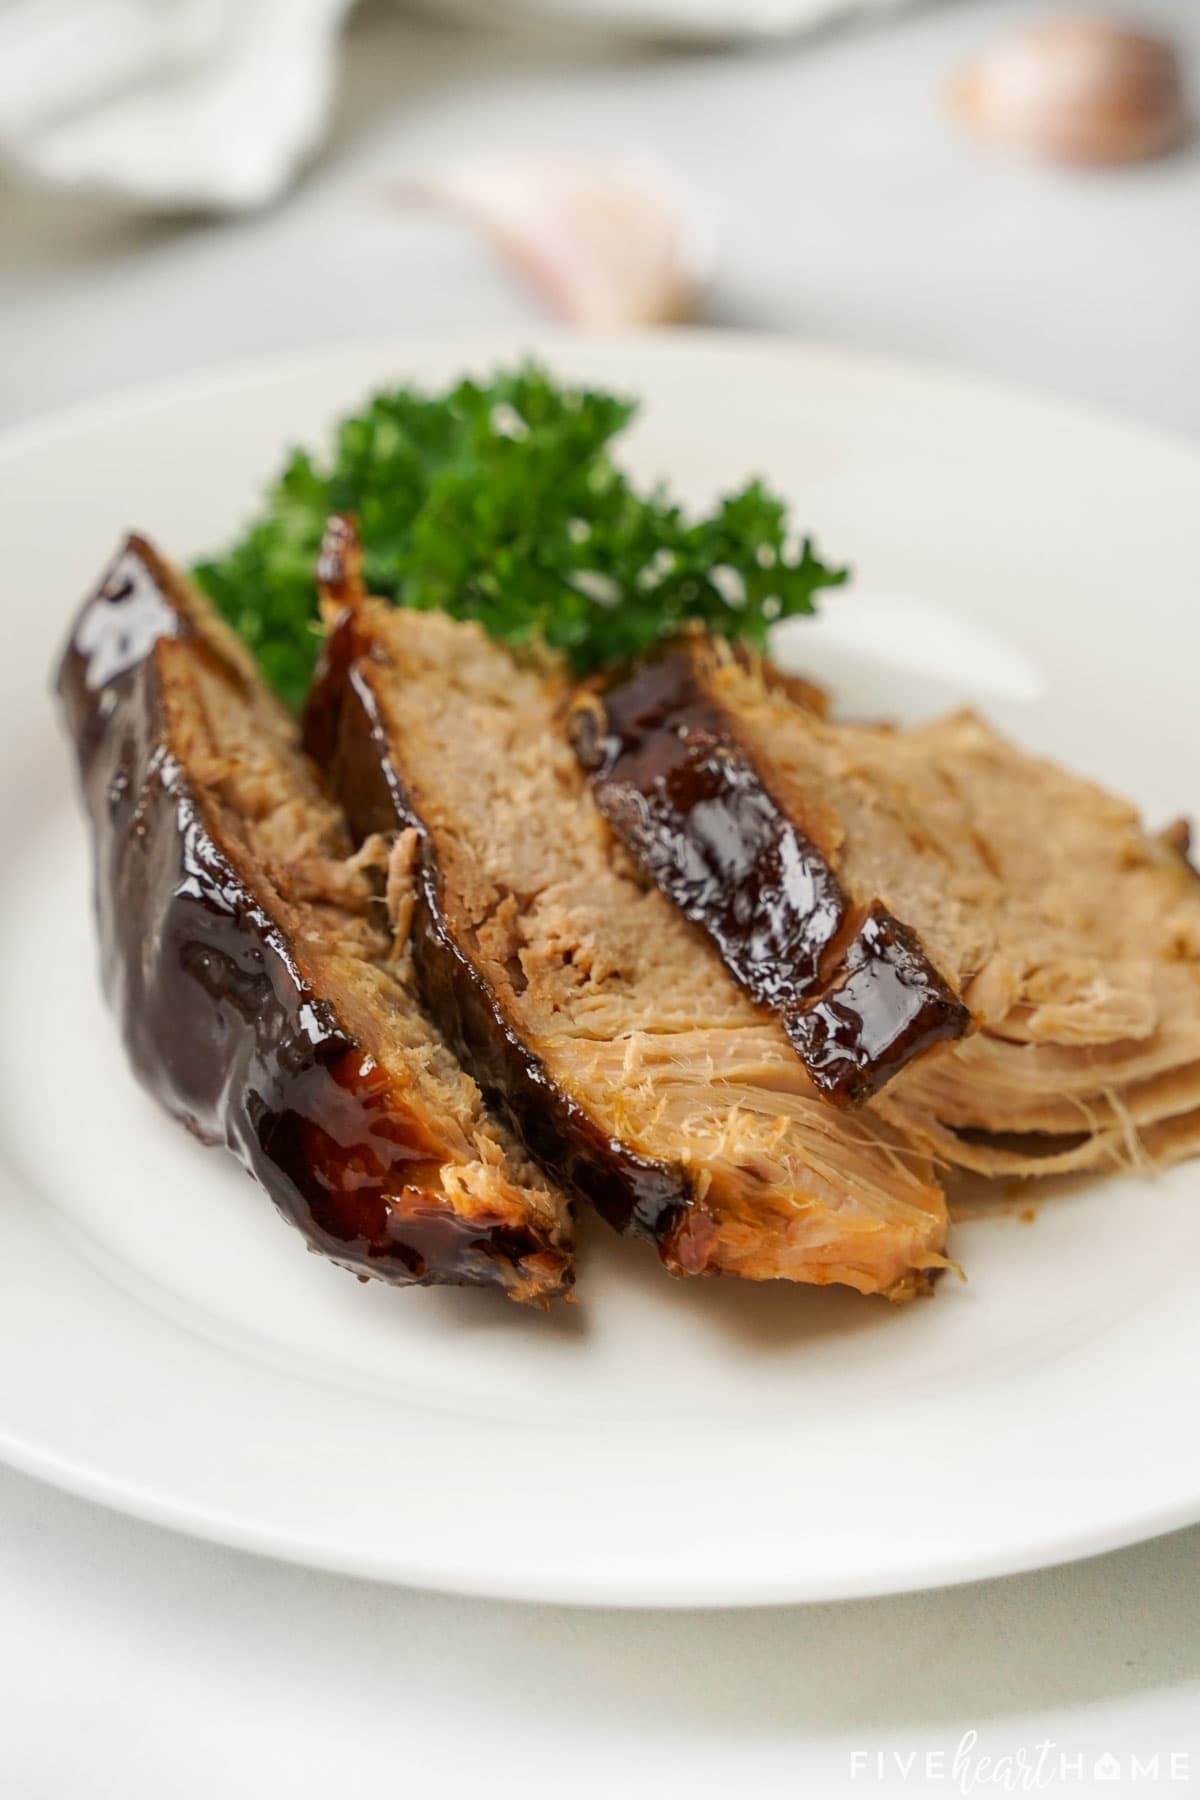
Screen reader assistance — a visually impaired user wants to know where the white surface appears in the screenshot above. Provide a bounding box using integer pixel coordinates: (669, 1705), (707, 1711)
(0, 0), (914, 210)
(3, 0), (1200, 437)
(0, 0), (352, 210)
(2, 1464), (1199, 1799)
(2, 0), (1200, 1789)
(6, 331), (1200, 1612)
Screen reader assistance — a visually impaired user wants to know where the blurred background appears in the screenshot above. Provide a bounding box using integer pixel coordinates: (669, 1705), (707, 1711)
(1, 0), (1197, 434)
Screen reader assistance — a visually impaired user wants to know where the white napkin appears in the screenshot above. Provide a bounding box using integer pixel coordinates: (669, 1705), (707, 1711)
(0, 0), (353, 209)
(0, 0), (907, 212)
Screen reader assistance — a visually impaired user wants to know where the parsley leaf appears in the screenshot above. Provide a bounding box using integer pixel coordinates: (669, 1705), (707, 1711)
(193, 363), (847, 711)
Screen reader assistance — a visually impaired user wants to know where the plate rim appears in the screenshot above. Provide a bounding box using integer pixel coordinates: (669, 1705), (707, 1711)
(4, 324), (1199, 478)
(3, 1404), (1200, 1609)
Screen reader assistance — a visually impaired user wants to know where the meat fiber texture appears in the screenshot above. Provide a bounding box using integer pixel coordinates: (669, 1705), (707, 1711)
(305, 537), (948, 1301)
(57, 536), (573, 1303)
(707, 650), (1200, 1180)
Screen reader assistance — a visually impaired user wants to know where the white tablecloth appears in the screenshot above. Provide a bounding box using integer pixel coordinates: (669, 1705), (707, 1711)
(3, 2), (1200, 1791)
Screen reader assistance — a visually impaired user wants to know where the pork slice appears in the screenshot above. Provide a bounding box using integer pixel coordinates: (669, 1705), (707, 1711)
(704, 663), (1200, 1177)
(58, 537), (573, 1303)
(886, 1054), (1200, 1177)
(305, 526), (947, 1299)
(568, 636), (973, 1105)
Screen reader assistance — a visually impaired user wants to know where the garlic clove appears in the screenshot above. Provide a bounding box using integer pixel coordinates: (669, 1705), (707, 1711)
(395, 155), (712, 328)
(950, 13), (1189, 167)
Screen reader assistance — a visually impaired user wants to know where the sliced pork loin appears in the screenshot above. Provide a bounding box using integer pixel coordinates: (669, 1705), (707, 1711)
(304, 521), (947, 1299)
(569, 635), (973, 1105)
(57, 537), (573, 1303)
(635, 648), (1200, 1179)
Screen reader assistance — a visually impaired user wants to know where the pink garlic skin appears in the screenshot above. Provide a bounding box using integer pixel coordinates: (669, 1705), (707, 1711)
(401, 156), (711, 328)
(951, 14), (1189, 167)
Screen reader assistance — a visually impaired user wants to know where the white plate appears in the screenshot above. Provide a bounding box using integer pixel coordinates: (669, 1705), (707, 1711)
(1, 330), (1198, 1608)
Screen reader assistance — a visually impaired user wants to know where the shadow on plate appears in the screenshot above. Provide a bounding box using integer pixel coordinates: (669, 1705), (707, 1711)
(411, 1205), (905, 1353)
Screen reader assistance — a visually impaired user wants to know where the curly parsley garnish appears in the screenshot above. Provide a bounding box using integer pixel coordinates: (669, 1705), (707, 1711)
(193, 364), (847, 711)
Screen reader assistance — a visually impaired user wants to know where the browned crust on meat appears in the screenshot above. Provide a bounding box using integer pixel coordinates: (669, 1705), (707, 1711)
(57, 536), (573, 1302)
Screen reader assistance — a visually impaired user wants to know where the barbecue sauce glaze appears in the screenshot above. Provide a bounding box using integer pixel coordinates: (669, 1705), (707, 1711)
(58, 539), (570, 1297)
(570, 644), (972, 1105)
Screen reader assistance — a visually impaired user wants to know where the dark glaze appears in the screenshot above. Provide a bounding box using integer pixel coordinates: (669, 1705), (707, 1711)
(570, 642), (972, 1107)
(58, 538), (570, 1298)
(305, 614), (696, 1261)
(570, 649), (848, 1009)
(785, 903), (972, 1106)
